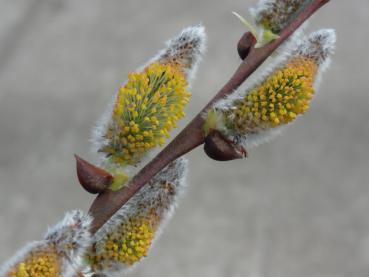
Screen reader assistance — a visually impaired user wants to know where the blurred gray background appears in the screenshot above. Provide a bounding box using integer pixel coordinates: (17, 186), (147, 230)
(0, 0), (368, 276)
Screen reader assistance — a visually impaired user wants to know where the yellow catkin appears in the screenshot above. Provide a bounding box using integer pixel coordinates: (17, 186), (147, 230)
(6, 246), (61, 277)
(101, 63), (191, 165)
(229, 56), (317, 133)
(87, 212), (159, 270)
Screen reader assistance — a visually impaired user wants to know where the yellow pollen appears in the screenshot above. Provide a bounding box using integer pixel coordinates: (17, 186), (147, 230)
(87, 212), (160, 270)
(227, 56), (317, 133)
(100, 63), (191, 165)
(6, 246), (61, 277)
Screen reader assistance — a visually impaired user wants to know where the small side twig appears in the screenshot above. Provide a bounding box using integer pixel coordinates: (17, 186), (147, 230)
(88, 0), (330, 233)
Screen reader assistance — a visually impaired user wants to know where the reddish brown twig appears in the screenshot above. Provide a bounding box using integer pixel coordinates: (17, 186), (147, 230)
(88, 0), (330, 233)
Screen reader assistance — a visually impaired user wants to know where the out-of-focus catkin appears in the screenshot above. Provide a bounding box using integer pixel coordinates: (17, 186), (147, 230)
(86, 158), (188, 276)
(252, 0), (309, 34)
(0, 211), (92, 277)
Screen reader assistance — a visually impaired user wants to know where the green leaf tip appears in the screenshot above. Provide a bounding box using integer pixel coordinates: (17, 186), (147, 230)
(203, 109), (227, 137)
(232, 12), (258, 38)
(108, 169), (129, 192)
(232, 11), (280, 48)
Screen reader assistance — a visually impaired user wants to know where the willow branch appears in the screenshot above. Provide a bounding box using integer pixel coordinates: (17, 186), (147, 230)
(88, 0), (330, 233)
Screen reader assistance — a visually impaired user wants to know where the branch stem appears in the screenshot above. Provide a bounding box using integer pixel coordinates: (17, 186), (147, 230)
(89, 0), (330, 233)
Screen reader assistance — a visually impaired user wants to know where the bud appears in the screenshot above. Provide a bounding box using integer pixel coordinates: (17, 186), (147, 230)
(232, 0), (310, 48)
(75, 154), (113, 194)
(86, 158), (188, 276)
(1, 211), (92, 277)
(205, 29), (336, 150)
(92, 25), (206, 166)
(251, 0), (309, 34)
(90, 25), (205, 190)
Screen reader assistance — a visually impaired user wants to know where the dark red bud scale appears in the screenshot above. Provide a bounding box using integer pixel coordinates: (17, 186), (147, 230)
(204, 130), (248, 161)
(237, 32), (257, 60)
(75, 154), (113, 194)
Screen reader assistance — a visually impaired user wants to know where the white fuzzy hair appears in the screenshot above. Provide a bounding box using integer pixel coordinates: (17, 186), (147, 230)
(89, 157), (188, 276)
(146, 24), (207, 86)
(45, 210), (93, 274)
(209, 29), (336, 149)
(0, 210), (93, 277)
(90, 25), (206, 175)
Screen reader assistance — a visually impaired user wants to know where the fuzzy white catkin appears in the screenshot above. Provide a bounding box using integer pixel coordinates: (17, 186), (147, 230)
(209, 29), (336, 149)
(86, 157), (188, 276)
(0, 210), (92, 277)
(91, 25), (206, 177)
(251, 0), (309, 33)
(249, 0), (310, 49)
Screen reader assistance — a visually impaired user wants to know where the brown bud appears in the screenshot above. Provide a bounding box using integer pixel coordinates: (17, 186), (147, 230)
(204, 130), (247, 161)
(237, 32), (257, 60)
(75, 154), (113, 194)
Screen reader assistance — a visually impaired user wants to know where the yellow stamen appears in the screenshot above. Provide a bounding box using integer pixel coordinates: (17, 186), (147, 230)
(7, 246), (61, 277)
(227, 56), (317, 133)
(100, 63), (191, 165)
